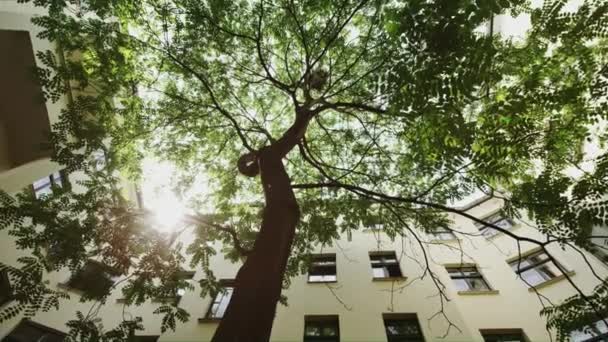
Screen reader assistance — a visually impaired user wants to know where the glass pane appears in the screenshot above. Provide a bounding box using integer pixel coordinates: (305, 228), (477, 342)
(210, 287), (233, 318)
(51, 172), (63, 187)
(481, 227), (499, 237)
(309, 274), (337, 282)
(465, 277), (490, 291)
(519, 263), (559, 287)
(322, 326), (337, 336)
(492, 218), (513, 229)
(373, 266), (389, 278)
(305, 326), (321, 336)
(452, 278), (472, 291)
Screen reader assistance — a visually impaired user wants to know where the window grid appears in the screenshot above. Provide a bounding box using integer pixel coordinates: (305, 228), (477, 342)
(308, 254), (337, 283)
(446, 266), (491, 292)
(384, 315), (425, 342)
(430, 227), (457, 241)
(304, 316), (340, 342)
(370, 252), (403, 279)
(475, 213), (513, 238)
(571, 319), (608, 342)
(509, 251), (562, 287)
(205, 281), (235, 319)
(32, 171), (65, 198)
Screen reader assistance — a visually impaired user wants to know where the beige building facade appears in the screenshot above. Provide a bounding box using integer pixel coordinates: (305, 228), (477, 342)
(1, 2), (608, 342)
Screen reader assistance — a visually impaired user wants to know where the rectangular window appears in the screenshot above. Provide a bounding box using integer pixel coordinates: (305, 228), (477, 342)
(446, 266), (491, 292)
(509, 251), (562, 287)
(2, 319), (66, 342)
(430, 227), (457, 241)
(570, 319), (608, 342)
(481, 329), (527, 342)
(308, 254), (337, 283)
(133, 336), (160, 342)
(304, 315), (339, 342)
(383, 313), (425, 342)
(0, 269), (12, 307)
(65, 260), (119, 299)
(474, 213), (513, 238)
(370, 252), (403, 279)
(32, 171), (65, 198)
(155, 270), (195, 305)
(205, 280), (234, 319)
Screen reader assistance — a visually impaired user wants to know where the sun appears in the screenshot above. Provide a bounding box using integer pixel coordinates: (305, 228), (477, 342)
(139, 159), (188, 231)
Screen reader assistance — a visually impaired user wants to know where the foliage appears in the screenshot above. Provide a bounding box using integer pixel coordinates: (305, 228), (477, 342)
(1, 0), (607, 340)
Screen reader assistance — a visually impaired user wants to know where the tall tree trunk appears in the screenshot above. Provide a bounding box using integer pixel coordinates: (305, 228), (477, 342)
(211, 146), (300, 342)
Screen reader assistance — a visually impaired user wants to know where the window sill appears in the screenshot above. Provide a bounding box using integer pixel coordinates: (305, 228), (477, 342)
(527, 271), (575, 292)
(457, 290), (500, 296)
(198, 318), (221, 324)
(372, 276), (407, 282)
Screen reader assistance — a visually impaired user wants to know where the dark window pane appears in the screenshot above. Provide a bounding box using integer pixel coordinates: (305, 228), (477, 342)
(308, 255), (337, 283)
(206, 285), (234, 319)
(66, 261), (117, 299)
(2, 320), (66, 342)
(0, 270), (12, 307)
(384, 315), (425, 342)
(370, 252), (402, 279)
(304, 316), (339, 342)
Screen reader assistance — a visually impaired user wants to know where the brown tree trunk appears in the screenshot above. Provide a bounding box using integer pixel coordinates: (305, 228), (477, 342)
(210, 146), (300, 342)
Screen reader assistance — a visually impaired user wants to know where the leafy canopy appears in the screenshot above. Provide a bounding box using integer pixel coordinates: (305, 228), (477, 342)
(1, 0), (607, 340)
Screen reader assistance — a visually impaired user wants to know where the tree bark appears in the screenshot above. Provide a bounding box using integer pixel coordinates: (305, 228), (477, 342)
(210, 146), (300, 342)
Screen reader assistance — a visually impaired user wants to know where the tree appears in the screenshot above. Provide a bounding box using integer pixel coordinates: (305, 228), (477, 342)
(1, 0), (607, 341)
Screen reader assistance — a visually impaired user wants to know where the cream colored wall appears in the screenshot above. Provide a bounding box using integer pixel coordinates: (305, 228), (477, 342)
(0, 2), (68, 193)
(1, 2), (608, 342)
(4, 194), (606, 342)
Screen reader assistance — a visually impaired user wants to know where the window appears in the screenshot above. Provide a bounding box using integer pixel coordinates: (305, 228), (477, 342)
(570, 319), (608, 342)
(430, 227), (457, 241)
(0, 269), (12, 307)
(32, 171), (66, 198)
(308, 254), (337, 283)
(446, 266), (491, 292)
(383, 313), (425, 342)
(509, 250), (562, 287)
(481, 329), (527, 342)
(205, 280), (234, 319)
(1, 319), (66, 342)
(369, 252), (403, 279)
(65, 260), (119, 299)
(474, 213), (513, 238)
(155, 270), (195, 305)
(133, 336), (160, 342)
(304, 315), (339, 342)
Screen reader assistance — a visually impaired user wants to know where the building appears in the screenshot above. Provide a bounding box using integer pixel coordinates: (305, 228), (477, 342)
(2, 2), (608, 342)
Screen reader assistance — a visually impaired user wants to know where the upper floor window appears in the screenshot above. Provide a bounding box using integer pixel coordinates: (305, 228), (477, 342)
(446, 266), (491, 292)
(0, 269), (12, 307)
(32, 171), (66, 198)
(481, 329), (527, 342)
(509, 250), (562, 287)
(132, 336), (160, 342)
(2, 319), (66, 342)
(304, 315), (339, 342)
(383, 313), (425, 342)
(369, 252), (403, 279)
(155, 270), (195, 305)
(205, 280), (234, 320)
(570, 319), (608, 342)
(308, 254), (337, 283)
(474, 213), (513, 238)
(65, 260), (119, 299)
(430, 227), (457, 241)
